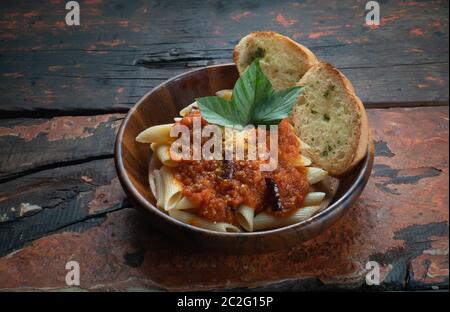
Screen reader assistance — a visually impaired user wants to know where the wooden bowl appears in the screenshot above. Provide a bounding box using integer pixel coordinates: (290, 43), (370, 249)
(115, 63), (374, 253)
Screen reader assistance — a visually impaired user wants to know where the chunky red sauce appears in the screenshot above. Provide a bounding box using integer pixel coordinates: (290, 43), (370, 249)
(173, 111), (309, 224)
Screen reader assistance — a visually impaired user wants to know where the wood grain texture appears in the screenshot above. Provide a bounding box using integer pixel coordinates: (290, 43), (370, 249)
(0, 0), (448, 116)
(0, 106), (447, 290)
(0, 114), (123, 181)
(0, 0), (448, 292)
(0, 158), (128, 257)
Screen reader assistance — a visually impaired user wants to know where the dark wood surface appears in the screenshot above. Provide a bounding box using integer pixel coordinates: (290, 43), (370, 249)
(0, 0), (448, 116)
(0, 0), (448, 291)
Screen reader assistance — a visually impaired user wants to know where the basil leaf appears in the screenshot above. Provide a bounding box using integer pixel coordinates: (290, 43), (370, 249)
(252, 86), (303, 125)
(231, 59), (273, 124)
(196, 96), (240, 127)
(196, 59), (303, 127)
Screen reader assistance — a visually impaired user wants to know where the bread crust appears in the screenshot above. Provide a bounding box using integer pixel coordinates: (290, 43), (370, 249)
(295, 62), (365, 176)
(318, 62), (370, 175)
(347, 95), (370, 173)
(319, 63), (370, 174)
(233, 31), (317, 75)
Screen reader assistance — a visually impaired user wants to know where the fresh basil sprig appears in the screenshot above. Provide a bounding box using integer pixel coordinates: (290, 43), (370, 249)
(196, 59), (303, 127)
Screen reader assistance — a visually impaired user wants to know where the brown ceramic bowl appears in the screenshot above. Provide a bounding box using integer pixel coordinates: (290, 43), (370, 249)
(115, 63), (374, 253)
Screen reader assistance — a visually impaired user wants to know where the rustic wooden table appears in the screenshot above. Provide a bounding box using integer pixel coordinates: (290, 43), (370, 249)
(0, 0), (448, 291)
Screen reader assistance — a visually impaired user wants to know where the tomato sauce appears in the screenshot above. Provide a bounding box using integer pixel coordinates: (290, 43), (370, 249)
(173, 112), (310, 224)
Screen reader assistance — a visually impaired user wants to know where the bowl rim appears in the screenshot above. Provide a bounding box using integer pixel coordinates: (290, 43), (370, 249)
(115, 63), (373, 237)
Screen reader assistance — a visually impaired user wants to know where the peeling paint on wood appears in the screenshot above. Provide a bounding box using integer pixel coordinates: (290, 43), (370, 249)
(0, 115), (117, 142)
(18, 203), (42, 217)
(0, 114), (124, 181)
(0, 0), (448, 114)
(0, 158), (127, 256)
(0, 107), (447, 291)
(0, 0), (448, 292)
(88, 177), (125, 214)
(275, 13), (296, 28)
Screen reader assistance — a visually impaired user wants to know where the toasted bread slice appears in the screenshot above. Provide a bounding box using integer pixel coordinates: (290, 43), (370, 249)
(233, 32), (318, 90)
(348, 95), (370, 171)
(291, 62), (369, 176)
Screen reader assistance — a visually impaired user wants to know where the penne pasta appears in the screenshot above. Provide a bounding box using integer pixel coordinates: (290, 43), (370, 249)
(215, 89), (233, 101)
(148, 170), (157, 199)
(235, 205), (254, 232)
(152, 169), (164, 210)
(301, 155), (312, 166)
(290, 154), (312, 167)
(297, 137), (312, 153)
(179, 102), (198, 117)
(289, 156), (303, 167)
(291, 205), (323, 220)
(303, 192), (326, 206)
(169, 210), (241, 232)
(174, 196), (194, 210)
(307, 167), (328, 184)
(253, 205), (322, 231)
(160, 166), (183, 210)
(151, 144), (178, 167)
(136, 123), (174, 144)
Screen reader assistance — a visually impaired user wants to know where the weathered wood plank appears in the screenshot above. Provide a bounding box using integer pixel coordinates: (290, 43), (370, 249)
(0, 0), (448, 115)
(0, 158), (127, 256)
(0, 114), (123, 181)
(0, 106), (447, 290)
